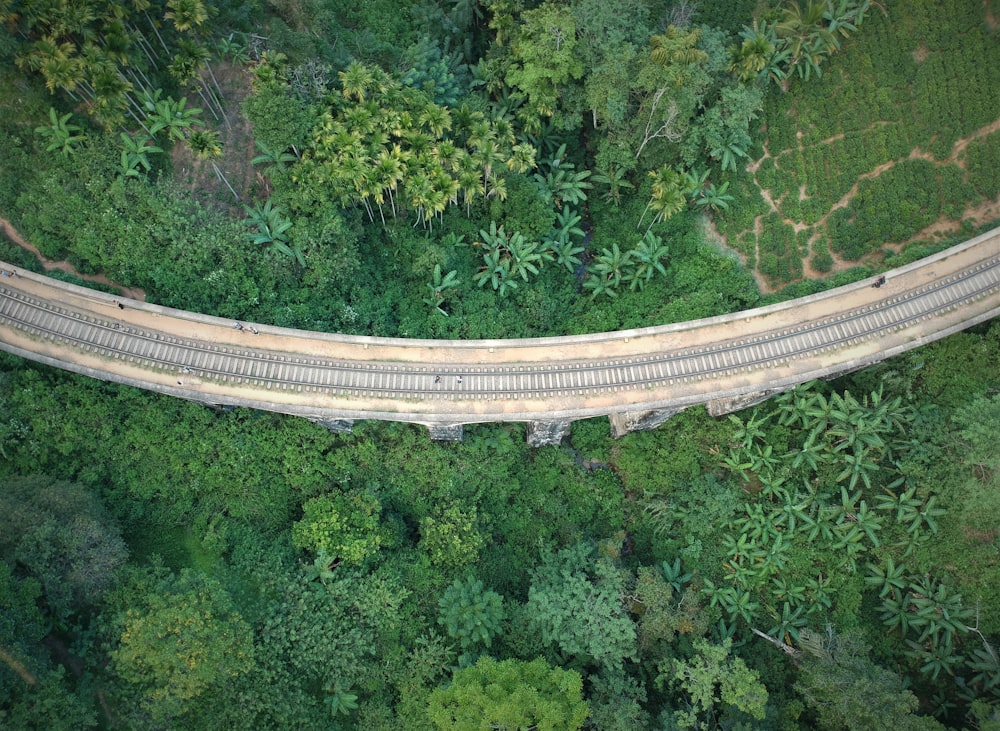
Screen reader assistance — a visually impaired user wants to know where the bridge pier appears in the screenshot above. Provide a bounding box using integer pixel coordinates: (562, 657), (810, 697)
(707, 389), (784, 416)
(609, 408), (686, 438)
(526, 419), (573, 447)
(427, 423), (465, 441)
(309, 417), (355, 434)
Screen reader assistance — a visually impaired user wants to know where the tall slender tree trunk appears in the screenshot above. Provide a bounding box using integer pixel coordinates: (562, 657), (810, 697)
(212, 163), (240, 201)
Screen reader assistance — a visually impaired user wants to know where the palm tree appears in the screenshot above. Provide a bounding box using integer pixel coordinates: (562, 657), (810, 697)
(649, 25), (709, 67)
(456, 152), (484, 215)
(339, 61), (374, 103)
(729, 21), (779, 83)
(189, 129), (241, 202)
(640, 166), (687, 231)
(165, 0), (208, 33)
(776, 0), (838, 79)
(373, 148), (405, 217)
(419, 103), (452, 138)
(505, 142), (536, 174)
(35, 39), (87, 94)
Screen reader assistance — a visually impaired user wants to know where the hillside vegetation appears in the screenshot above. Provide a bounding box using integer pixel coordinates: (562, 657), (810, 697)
(2, 1), (1000, 729)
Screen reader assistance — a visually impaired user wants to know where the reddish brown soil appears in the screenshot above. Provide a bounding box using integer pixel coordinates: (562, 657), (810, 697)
(0, 216), (147, 300)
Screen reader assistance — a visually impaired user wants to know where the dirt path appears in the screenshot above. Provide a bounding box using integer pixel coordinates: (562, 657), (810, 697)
(0, 216), (147, 301)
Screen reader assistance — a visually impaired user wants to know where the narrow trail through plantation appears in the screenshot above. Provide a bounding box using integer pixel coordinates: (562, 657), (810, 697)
(728, 114), (1000, 293)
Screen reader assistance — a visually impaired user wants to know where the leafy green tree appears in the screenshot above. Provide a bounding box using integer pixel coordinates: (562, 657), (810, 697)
(659, 638), (768, 729)
(229, 566), (400, 729)
(504, 1), (584, 129)
(292, 491), (386, 568)
(586, 666), (651, 731)
(571, 0), (651, 130)
(419, 501), (485, 570)
(426, 656), (588, 731)
(1, 560), (99, 728)
(1, 562), (46, 691)
(953, 393), (1000, 474)
(400, 36), (466, 106)
(631, 564), (707, 656)
(109, 569), (254, 724)
(438, 576), (504, 665)
(526, 542), (636, 669)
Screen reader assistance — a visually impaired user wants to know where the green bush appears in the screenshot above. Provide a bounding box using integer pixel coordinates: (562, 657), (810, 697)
(965, 130), (1000, 200)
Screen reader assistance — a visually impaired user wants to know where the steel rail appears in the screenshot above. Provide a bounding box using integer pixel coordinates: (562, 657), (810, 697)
(0, 225), (997, 433)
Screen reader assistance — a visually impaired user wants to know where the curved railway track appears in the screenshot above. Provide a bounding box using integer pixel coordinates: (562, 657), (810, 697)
(0, 226), (998, 435)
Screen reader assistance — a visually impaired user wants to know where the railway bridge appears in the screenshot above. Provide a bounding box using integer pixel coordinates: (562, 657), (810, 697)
(0, 226), (998, 445)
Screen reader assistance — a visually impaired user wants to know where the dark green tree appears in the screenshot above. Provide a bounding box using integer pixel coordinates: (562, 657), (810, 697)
(0, 476), (128, 622)
(794, 627), (946, 730)
(438, 576), (504, 665)
(526, 542), (636, 669)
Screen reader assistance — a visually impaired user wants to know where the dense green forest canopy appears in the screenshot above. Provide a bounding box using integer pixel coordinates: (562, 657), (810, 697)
(2, 0), (1000, 728)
